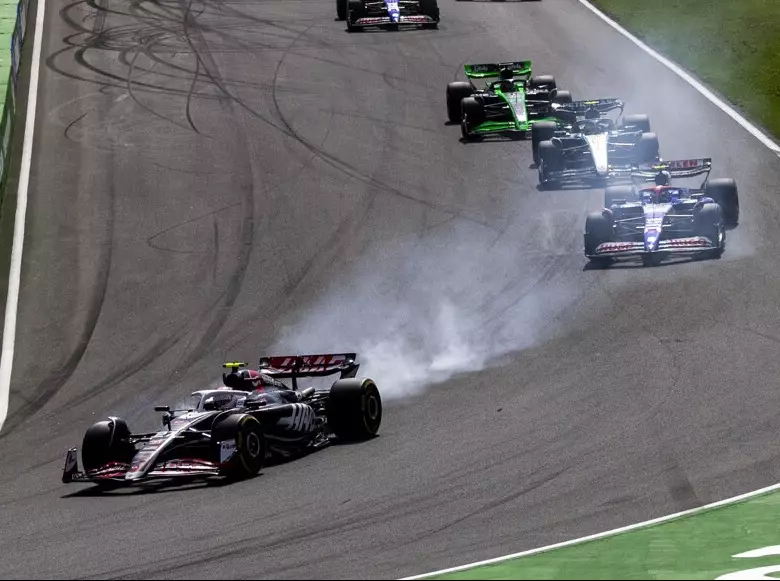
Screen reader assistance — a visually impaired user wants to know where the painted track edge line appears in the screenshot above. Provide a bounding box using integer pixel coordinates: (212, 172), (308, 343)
(401, 482), (780, 580)
(0, 0), (45, 432)
(578, 0), (780, 157)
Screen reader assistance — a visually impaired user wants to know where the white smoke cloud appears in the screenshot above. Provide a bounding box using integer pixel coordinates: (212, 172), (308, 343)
(270, 220), (577, 400)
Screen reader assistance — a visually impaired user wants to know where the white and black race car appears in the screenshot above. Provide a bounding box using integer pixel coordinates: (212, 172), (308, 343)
(534, 98), (660, 189)
(62, 353), (382, 488)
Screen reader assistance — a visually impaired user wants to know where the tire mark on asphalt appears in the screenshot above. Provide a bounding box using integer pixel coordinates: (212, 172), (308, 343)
(0, 0), (117, 437)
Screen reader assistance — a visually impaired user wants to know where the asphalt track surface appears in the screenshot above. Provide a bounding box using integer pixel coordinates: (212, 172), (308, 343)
(2, 0), (780, 579)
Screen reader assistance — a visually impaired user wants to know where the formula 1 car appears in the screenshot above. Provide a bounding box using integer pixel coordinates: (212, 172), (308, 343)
(584, 158), (739, 266)
(341, 0), (439, 30)
(445, 61), (573, 140)
(61, 353), (382, 488)
(534, 99), (660, 189)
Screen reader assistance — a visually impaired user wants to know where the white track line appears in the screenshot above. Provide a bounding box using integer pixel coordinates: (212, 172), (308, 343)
(403, 2), (780, 578)
(578, 0), (780, 156)
(0, 0), (45, 432)
(402, 482), (780, 579)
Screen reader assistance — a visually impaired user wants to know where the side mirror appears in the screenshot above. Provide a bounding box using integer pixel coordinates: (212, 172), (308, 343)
(154, 406), (170, 412)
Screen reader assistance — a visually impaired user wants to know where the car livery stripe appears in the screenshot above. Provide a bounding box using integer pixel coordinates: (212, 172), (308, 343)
(502, 91), (527, 125)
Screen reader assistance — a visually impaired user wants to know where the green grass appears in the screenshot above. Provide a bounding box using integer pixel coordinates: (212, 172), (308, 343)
(431, 488), (780, 579)
(588, 0), (780, 140)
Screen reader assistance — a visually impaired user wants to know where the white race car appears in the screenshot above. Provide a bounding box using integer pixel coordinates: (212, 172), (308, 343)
(535, 99), (660, 189)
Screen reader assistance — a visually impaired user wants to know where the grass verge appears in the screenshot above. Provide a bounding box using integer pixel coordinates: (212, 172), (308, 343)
(589, 0), (780, 139)
(429, 487), (780, 579)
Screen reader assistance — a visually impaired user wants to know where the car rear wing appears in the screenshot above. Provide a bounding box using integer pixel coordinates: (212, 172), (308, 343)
(224, 354), (359, 391)
(556, 98), (624, 117)
(464, 61), (532, 79)
(631, 158), (713, 183)
(225, 354), (359, 377)
(257, 353), (359, 378)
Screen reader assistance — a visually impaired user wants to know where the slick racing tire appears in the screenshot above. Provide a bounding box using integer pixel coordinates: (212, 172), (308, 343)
(622, 113), (651, 132)
(531, 121), (557, 165)
(460, 97), (485, 139)
(419, 0), (439, 27)
(347, 0), (365, 31)
(529, 75), (556, 90)
(636, 132), (660, 164)
(212, 414), (266, 480)
(327, 378), (382, 441)
(336, 0), (347, 20)
(538, 140), (564, 189)
(551, 89), (572, 105)
(694, 202), (725, 258)
(705, 177), (739, 228)
(446, 82), (472, 123)
(81, 417), (136, 474)
(584, 211), (615, 264)
(604, 185), (635, 209)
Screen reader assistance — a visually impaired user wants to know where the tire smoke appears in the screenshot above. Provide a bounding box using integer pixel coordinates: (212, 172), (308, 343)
(270, 223), (577, 399)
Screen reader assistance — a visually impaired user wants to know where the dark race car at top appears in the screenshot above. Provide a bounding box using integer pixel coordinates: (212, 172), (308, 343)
(61, 353), (382, 489)
(584, 158), (739, 267)
(339, 0), (439, 31)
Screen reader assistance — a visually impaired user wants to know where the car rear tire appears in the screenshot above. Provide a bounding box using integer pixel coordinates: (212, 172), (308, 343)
(212, 414), (266, 480)
(327, 378), (382, 441)
(705, 177), (739, 228)
(622, 113), (651, 132)
(81, 418), (136, 474)
(531, 121), (557, 165)
(551, 89), (572, 105)
(446, 82), (473, 123)
(604, 185), (635, 209)
(336, 0), (347, 20)
(636, 132), (660, 164)
(529, 75), (556, 90)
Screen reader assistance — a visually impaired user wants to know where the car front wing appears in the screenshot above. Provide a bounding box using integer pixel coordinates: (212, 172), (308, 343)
(587, 236), (717, 259)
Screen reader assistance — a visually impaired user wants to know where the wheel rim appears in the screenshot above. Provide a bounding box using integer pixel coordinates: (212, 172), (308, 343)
(367, 395), (379, 421)
(246, 432), (261, 458)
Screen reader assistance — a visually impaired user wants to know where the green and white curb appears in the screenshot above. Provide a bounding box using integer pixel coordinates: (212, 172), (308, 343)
(404, 484), (780, 580)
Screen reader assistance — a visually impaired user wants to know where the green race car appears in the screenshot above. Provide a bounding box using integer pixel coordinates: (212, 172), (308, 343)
(445, 61), (573, 140)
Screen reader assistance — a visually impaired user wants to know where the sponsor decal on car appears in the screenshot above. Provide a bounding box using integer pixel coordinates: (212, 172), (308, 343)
(220, 440), (237, 464)
(595, 242), (635, 253)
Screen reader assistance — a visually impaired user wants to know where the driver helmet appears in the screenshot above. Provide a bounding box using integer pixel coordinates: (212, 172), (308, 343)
(654, 170), (672, 186)
(644, 187), (672, 204)
(223, 368), (267, 390)
(584, 107), (600, 120)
